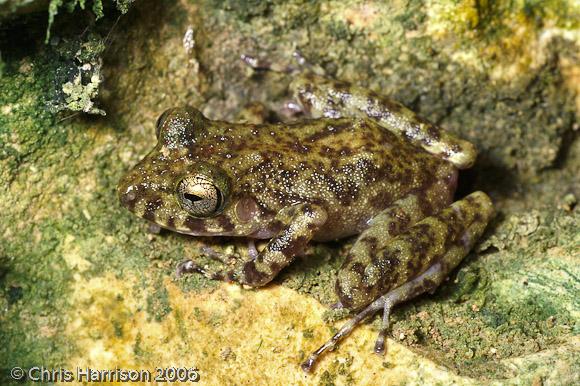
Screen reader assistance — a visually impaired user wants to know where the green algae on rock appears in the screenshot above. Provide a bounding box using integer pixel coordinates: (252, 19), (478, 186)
(47, 33), (107, 115)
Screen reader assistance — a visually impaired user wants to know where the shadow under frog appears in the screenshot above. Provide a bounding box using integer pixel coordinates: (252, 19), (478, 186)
(117, 67), (494, 372)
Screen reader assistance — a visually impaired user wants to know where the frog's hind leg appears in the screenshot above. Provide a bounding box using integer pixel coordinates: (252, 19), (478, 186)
(301, 260), (450, 372)
(336, 163), (458, 310)
(301, 191), (494, 373)
(289, 73), (477, 169)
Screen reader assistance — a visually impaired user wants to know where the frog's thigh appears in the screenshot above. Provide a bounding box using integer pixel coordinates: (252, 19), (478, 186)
(338, 191), (494, 310)
(337, 187), (453, 309)
(236, 203), (328, 287)
(337, 195), (427, 305)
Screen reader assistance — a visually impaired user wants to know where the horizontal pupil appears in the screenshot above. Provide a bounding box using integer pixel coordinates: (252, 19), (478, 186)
(184, 193), (203, 202)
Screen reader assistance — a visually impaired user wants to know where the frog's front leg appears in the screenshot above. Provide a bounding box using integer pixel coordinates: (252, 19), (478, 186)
(188, 203), (328, 287)
(302, 191), (494, 372)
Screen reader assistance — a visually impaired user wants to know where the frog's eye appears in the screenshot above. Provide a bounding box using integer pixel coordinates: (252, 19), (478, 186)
(177, 175), (224, 218)
(155, 109), (173, 139)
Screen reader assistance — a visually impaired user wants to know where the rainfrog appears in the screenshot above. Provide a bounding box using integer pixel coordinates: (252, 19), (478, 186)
(118, 67), (494, 372)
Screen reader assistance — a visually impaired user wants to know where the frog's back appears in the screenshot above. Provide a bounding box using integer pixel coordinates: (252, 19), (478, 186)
(210, 118), (456, 240)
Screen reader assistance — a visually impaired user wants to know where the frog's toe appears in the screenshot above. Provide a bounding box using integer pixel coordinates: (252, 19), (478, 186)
(373, 301), (393, 355)
(281, 101), (303, 117)
(301, 297), (385, 372)
(199, 245), (237, 265)
(175, 259), (235, 282)
(175, 259), (196, 278)
(247, 240), (259, 259)
(240, 54), (267, 70)
(329, 301), (345, 310)
(241, 53), (304, 74)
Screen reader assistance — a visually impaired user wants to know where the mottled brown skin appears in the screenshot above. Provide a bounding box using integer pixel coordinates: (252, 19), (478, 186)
(118, 73), (494, 372)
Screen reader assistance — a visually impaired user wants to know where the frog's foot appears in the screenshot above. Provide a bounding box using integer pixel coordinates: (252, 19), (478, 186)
(241, 54), (294, 73)
(175, 259), (236, 282)
(300, 298), (382, 373)
(176, 240), (260, 280)
(241, 50), (325, 75)
(175, 260), (211, 279)
(176, 255), (266, 286)
(301, 261), (447, 373)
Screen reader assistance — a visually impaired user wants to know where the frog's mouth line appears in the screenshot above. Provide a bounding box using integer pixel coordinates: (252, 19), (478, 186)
(159, 215), (266, 239)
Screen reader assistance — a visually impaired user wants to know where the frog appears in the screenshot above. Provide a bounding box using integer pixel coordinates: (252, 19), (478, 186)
(117, 59), (494, 372)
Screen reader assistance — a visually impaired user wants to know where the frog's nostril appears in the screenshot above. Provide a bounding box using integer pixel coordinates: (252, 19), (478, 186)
(125, 190), (137, 202)
(119, 184), (139, 210)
